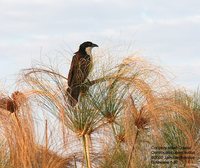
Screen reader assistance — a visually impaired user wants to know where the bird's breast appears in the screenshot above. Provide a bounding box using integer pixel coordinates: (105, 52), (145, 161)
(88, 55), (93, 71)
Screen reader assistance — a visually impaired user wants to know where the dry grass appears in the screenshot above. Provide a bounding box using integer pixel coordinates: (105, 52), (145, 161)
(0, 54), (199, 168)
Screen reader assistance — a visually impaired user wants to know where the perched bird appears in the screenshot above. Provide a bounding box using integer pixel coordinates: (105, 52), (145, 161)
(67, 41), (98, 106)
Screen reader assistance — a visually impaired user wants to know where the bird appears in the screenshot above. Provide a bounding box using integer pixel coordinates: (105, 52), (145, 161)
(67, 41), (98, 106)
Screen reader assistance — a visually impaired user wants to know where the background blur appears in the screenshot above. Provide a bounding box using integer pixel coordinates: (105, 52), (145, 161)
(0, 0), (199, 90)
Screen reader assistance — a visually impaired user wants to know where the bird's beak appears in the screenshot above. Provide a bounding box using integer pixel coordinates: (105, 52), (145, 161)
(92, 43), (98, 47)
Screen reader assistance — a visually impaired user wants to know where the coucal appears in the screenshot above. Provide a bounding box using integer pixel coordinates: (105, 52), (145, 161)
(67, 41), (98, 106)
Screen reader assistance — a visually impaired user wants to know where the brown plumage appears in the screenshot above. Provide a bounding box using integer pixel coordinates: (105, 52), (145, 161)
(67, 41), (98, 106)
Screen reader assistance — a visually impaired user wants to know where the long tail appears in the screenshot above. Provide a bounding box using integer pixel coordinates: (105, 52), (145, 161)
(67, 86), (81, 107)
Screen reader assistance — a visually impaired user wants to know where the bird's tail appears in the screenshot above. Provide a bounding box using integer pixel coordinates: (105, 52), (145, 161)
(66, 86), (80, 107)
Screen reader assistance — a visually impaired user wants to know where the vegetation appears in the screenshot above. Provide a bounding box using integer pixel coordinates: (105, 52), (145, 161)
(0, 55), (199, 168)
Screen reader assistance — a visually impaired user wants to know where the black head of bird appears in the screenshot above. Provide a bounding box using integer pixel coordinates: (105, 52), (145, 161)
(78, 41), (98, 56)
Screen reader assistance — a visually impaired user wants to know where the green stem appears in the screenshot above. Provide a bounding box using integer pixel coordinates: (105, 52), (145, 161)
(82, 134), (91, 168)
(111, 123), (121, 145)
(73, 155), (77, 168)
(111, 123), (117, 140)
(126, 128), (139, 168)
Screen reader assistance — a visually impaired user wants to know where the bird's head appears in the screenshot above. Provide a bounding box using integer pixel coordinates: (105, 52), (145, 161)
(78, 41), (98, 56)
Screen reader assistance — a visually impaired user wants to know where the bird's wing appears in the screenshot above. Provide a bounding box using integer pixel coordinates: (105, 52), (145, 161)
(80, 57), (91, 80)
(68, 55), (79, 87)
(68, 53), (91, 88)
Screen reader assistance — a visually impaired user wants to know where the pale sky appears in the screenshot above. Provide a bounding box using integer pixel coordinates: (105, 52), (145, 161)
(0, 0), (200, 91)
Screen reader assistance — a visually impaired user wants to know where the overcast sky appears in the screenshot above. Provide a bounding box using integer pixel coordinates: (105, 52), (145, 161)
(0, 0), (200, 91)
